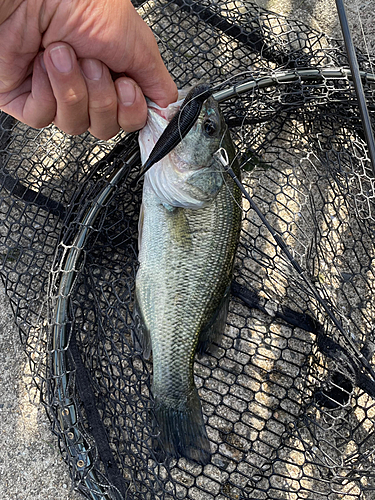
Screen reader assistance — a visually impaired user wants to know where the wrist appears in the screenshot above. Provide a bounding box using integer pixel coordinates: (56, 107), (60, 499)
(0, 0), (25, 24)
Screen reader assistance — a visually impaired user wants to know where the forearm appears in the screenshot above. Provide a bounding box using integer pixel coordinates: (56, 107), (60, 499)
(0, 0), (25, 24)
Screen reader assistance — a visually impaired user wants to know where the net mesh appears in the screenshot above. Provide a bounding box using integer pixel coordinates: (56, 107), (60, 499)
(1, 1), (375, 499)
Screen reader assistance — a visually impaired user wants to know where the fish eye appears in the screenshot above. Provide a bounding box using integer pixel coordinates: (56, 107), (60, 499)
(203, 118), (218, 137)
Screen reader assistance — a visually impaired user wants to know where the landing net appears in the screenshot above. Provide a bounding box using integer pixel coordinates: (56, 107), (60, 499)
(1, 1), (375, 499)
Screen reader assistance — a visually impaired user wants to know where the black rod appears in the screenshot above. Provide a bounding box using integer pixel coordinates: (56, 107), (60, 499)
(335, 0), (375, 175)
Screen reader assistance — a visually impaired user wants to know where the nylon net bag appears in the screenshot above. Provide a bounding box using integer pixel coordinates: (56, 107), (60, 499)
(1, 1), (375, 499)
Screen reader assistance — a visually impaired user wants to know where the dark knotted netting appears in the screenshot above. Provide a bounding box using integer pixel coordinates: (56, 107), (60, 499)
(1, 1), (375, 499)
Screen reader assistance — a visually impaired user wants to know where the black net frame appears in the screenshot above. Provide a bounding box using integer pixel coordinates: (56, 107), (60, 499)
(1, 1), (375, 499)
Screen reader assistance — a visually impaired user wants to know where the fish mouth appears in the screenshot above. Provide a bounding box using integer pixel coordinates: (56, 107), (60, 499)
(149, 100), (185, 124)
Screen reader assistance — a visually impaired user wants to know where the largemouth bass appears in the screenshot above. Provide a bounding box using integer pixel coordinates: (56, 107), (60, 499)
(135, 85), (242, 465)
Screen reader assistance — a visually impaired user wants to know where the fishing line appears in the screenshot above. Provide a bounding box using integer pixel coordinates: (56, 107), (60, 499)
(214, 127), (243, 213)
(217, 160), (243, 214)
(213, 147), (375, 383)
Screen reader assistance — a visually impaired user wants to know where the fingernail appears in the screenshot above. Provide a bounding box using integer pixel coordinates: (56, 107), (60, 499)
(81, 59), (103, 81)
(50, 45), (73, 73)
(118, 80), (136, 106)
(39, 53), (46, 72)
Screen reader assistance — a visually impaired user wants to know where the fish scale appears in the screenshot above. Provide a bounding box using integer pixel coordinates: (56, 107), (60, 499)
(140, 184), (239, 393)
(135, 92), (241, 464)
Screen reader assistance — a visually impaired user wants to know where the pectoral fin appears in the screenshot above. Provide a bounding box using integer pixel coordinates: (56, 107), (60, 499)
(166, 206), (192, 249)
(132, 295), (152, 359)
(197, 285), (231, 356)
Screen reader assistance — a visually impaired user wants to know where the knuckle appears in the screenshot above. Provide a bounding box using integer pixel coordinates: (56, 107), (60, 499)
(89, 96), (117, 113)
(58, 89), (87, 108)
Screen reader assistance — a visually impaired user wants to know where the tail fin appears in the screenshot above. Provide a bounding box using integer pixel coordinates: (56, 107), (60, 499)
(152, 388), (211, 465)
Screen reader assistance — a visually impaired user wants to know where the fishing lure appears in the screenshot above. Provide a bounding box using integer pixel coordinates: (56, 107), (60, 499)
(137, 83), (212, 179)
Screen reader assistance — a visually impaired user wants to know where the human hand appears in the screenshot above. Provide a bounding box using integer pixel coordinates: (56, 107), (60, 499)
(0, 0), (178, 139)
